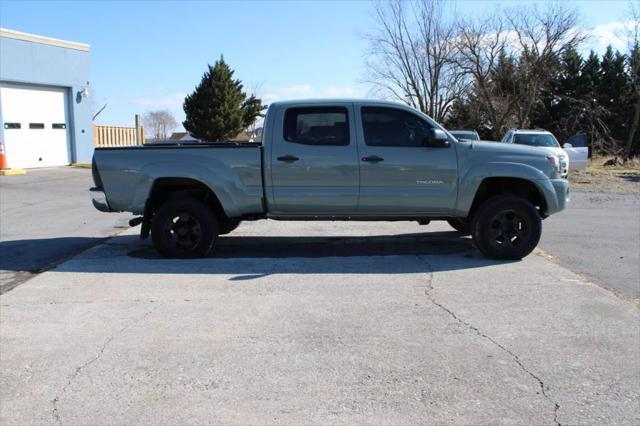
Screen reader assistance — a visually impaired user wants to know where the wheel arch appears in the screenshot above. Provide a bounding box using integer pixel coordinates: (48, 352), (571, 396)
(467, 177), (547, 219)
(141, 177), (227, 239)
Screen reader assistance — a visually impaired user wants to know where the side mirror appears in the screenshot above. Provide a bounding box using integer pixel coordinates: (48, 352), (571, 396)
(564, 143), (573, 148)
(423, 129), (450, 148)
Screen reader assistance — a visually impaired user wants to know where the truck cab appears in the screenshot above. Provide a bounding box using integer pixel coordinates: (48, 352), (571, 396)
(264, 100), (458, 216)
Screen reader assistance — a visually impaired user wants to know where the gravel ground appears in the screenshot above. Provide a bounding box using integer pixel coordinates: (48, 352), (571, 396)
(568, 162), (640, 193)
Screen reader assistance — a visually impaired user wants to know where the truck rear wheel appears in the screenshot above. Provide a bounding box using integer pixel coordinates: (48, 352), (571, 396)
(471, 195), (541, 260)
(151, 197), (217, 258)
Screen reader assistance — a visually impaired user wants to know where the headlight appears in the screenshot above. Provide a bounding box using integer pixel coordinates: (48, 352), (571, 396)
(546, 155), (561, 172)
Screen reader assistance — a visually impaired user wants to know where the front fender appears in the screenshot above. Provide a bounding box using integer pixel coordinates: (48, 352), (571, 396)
(455, 161), (552, 215)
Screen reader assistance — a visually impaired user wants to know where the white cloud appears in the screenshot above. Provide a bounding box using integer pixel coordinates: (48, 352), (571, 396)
(589, 20), (636, 54)
(477, 20), (636, 58)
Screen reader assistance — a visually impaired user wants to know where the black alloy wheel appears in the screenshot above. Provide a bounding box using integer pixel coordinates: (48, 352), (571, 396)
(472, 195), (541, 260)
(486, 210), (530, 250)
(151, 197), (217, 258)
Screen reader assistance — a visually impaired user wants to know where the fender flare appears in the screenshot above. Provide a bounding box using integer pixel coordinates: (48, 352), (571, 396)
(456, 162), (551, 215)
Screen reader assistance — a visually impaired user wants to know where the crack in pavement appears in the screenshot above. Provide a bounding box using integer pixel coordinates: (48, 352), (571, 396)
(51, 304), (158, 425)
(417, 255), (562, 426)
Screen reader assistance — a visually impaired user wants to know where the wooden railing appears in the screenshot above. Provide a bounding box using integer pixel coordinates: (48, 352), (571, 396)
(93, 125), (145, 147)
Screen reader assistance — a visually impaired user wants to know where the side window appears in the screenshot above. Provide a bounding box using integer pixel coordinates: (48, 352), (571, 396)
(283, 107), (349, 146)
(361, 107), (433, 147)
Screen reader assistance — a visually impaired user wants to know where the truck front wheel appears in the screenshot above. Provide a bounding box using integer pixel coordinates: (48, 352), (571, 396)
(471, 195), (541, 260)
(447, 218), (470, 234)
(151, 197), (217, 258)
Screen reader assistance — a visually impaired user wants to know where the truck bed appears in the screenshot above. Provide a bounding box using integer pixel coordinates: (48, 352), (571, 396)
(94, 143), (264, 217)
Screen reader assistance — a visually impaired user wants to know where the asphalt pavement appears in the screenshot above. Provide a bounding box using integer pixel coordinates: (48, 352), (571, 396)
(1, 221), (638, 424)
(540, 190), (640, 299)
(0, 167), (131, 293)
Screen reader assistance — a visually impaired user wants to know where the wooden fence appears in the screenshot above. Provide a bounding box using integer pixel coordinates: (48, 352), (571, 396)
(93, 125), (145, 147)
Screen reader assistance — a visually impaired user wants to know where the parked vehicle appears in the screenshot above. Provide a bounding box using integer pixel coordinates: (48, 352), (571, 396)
(91, 99), (569, 260)
(449, 130), (480, 141)
(500, 129), (572, 177)
(562, 133), (589, 170)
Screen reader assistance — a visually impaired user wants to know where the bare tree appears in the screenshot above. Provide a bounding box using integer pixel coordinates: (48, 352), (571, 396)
(142, 110), (178, 140)
(364, 0), (466, 122)
(560, 97), (617, 156)
(456, 14), (522, 138)
(456, 3), (584, 138)
(506, 2), (586, 128)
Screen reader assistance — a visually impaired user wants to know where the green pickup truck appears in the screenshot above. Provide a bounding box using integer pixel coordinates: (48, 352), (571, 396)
(91, 99), (569, 260)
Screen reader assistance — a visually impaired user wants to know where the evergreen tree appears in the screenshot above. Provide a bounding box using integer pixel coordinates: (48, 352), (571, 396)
(544, 47), (583, 140)
(599, 46), (630, 143)
(558, 47), (583, 102)
(183, 56), (263, 142)
(579, 51), (601, 98)
(530, 49), (574, 136)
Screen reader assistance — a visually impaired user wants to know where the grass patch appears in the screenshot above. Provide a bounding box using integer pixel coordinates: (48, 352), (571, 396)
(569, 156), (640, 193)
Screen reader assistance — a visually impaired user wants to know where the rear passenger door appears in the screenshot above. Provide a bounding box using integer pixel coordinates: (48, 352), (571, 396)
(269, 104), (359, 215)
(356, 105), (458, 215)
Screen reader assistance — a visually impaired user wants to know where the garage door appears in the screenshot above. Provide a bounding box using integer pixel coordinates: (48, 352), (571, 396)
(1, 84), (71, 169)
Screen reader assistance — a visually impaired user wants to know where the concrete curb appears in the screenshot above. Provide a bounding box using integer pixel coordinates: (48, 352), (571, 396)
(0, 168), (26, 176)
(70, 163), (91, 168)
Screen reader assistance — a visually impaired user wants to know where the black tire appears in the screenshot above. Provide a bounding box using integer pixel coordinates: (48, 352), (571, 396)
(447, 218), (470, 234)
(219, 219), (242, 235)
(471, 195), (541, 260)
(151, 197), (217, 258)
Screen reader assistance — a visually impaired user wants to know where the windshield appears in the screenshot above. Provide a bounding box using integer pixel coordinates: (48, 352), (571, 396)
(513, 133), (560, 147)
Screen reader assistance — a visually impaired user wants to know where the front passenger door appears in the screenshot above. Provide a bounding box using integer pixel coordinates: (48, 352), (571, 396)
(356, 106), (458, 215)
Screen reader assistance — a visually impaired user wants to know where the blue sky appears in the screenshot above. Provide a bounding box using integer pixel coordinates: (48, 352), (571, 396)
(0, 0), (633, 130)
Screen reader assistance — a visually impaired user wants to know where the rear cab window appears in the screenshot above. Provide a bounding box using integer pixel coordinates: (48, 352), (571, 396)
(283, 107), (349, 145)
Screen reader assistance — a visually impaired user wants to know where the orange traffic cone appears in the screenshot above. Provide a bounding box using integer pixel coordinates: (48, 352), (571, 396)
(0, 140), (7, 169)
(0, 140), (25, 175)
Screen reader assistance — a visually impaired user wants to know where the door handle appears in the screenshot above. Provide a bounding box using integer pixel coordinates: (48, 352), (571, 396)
(277, 155), (299, 163)
(362, 155), (384, 163)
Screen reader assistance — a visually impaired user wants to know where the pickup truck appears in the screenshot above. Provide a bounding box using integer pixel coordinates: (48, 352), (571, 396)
(91, 99), (569, 260)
